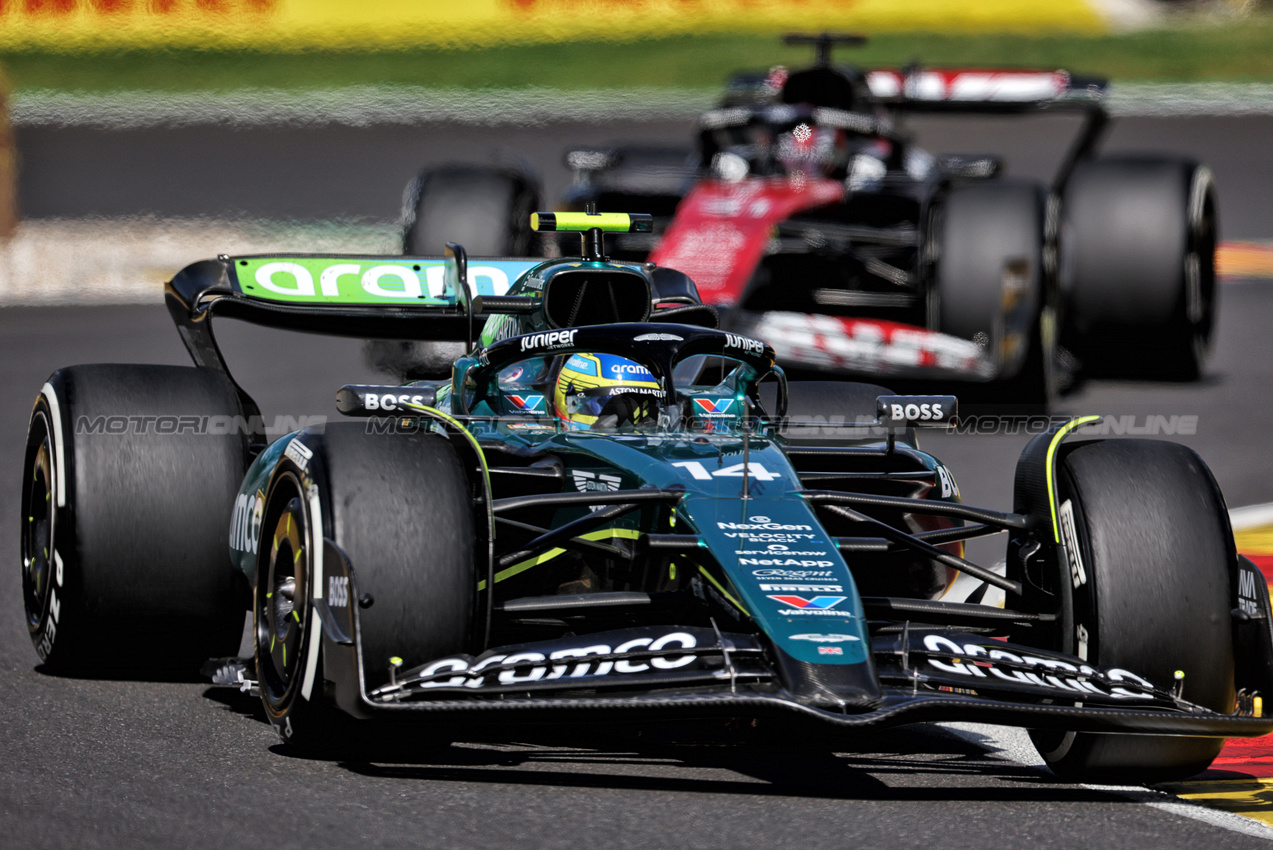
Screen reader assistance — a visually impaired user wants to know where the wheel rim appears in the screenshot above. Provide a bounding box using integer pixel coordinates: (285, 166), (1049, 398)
(1185, 167), (1218, 366)
(257, 490), (309, 707)
(21, 419), (55, 632)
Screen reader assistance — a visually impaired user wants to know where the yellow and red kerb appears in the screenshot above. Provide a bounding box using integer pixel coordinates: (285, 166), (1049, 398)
(1156, 520), (1273, 825)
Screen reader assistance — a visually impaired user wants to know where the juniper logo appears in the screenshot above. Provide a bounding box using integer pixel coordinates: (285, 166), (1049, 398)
(520, 329), (577, 352)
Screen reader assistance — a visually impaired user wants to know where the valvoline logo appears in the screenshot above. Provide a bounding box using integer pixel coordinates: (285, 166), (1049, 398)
(767, 595), (846, 610)
(507, 394), (546, 413)
(693, 398), (735, 416)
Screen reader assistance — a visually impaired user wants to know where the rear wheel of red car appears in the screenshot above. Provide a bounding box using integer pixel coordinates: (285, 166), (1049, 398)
(368, 165), (542, 380)
(1061, 157), (1217, 380)
(255, 424), (477, 757)
(1029, 439), (1235, 783)
(21, 365), (250, 677)
(933, 180), (1056, 410)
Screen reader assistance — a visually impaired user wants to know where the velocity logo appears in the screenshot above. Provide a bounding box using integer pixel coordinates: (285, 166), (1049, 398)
(767, 595), (846, 609)
(507, 394), (546, 413)
(693, 398), (735, 416)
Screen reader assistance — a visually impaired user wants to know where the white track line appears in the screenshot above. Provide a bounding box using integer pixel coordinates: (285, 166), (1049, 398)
(0, 216), (1268, 307)
(943, 723), (1273, 840)
(11, 82), (1273, 129)
(1233, 503), (1273, 531)
(937, 500), (1273, 838)
(0, 217), (397, 305)
(7, 85), (718, 129)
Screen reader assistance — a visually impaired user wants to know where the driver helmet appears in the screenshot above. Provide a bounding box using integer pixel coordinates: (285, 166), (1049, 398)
(553, 353), (661, 431)
(776, 122), (847, 178)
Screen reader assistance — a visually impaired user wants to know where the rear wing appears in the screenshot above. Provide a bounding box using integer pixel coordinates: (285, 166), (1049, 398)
(865, 68), (1107, 112)
(165, 248), (542, 357)
(163, 241), (704, 434)
(164, 247), (543, 432)
(865, 66), (1109, 192)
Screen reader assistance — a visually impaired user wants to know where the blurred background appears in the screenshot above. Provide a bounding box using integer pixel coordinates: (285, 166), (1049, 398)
(2, 0), (1273, 302)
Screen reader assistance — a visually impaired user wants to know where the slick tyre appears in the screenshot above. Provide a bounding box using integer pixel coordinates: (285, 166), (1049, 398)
(1030, 439), (1235, 783)
(370, 165), (542, 380)
(255, 423), (476, 757)
(401, 165), (540, 258)
(1061, 157), (1218, 380)
(21, 365), (251, 677)
(933, 181), (1056, 410)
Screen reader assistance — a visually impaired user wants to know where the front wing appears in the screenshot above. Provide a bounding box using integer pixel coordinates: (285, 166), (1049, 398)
(729, 311), (997, 383)
(311, 541), (1273, 738)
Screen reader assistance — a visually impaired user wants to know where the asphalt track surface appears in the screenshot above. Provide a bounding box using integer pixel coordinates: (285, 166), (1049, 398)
(3, 114), (1273, 848)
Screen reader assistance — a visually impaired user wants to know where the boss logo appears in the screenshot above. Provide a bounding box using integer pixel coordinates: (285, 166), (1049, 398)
(364, 392), (427, 412)
(328, 576), (350, 608)
(876, 395), (957, 424)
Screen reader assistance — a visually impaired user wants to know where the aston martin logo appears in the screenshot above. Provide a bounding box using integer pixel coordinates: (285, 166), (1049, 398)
(572, 470), (622, 512)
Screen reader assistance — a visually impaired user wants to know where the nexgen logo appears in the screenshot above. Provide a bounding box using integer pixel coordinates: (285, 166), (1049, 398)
(767, 595), (846, 610)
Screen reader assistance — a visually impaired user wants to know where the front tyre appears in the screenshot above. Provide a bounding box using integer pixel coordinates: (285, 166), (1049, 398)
(255, 479), (345, 751)
(1030, 440), (1235, 783)
(255, 424), (477, 756)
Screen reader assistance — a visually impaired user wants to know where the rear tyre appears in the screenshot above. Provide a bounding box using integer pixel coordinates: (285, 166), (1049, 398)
(401, 164), (540, 258)
(21, 365), (250, 677)
(933, 181), (1056, 410)
(370, 165), (542, 380)
(1061, 157), (1218, 380)
(1030, 440), (1235, 783)
(256, 423), (476, 757)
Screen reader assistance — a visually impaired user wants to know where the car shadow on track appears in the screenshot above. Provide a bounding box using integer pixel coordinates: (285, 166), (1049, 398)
(312, 723), (1105, 803)
(197, 668), (1111, 803)
(202, 685), (271, 724)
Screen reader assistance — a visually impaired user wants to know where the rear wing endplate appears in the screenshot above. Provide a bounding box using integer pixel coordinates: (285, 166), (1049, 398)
(163, 249), (544, 441)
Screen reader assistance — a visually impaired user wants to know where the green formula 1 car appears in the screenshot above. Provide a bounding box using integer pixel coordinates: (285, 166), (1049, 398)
(20, 211), (1273, 782)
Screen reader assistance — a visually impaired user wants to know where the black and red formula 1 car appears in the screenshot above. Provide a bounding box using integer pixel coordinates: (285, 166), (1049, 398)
(396, 34), (1217, 407)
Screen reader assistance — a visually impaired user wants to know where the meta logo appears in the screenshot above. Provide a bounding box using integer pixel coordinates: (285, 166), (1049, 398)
(507, 394), (546, 413)
(693, 398), (735, 416)
(768, 595), (846, 610)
